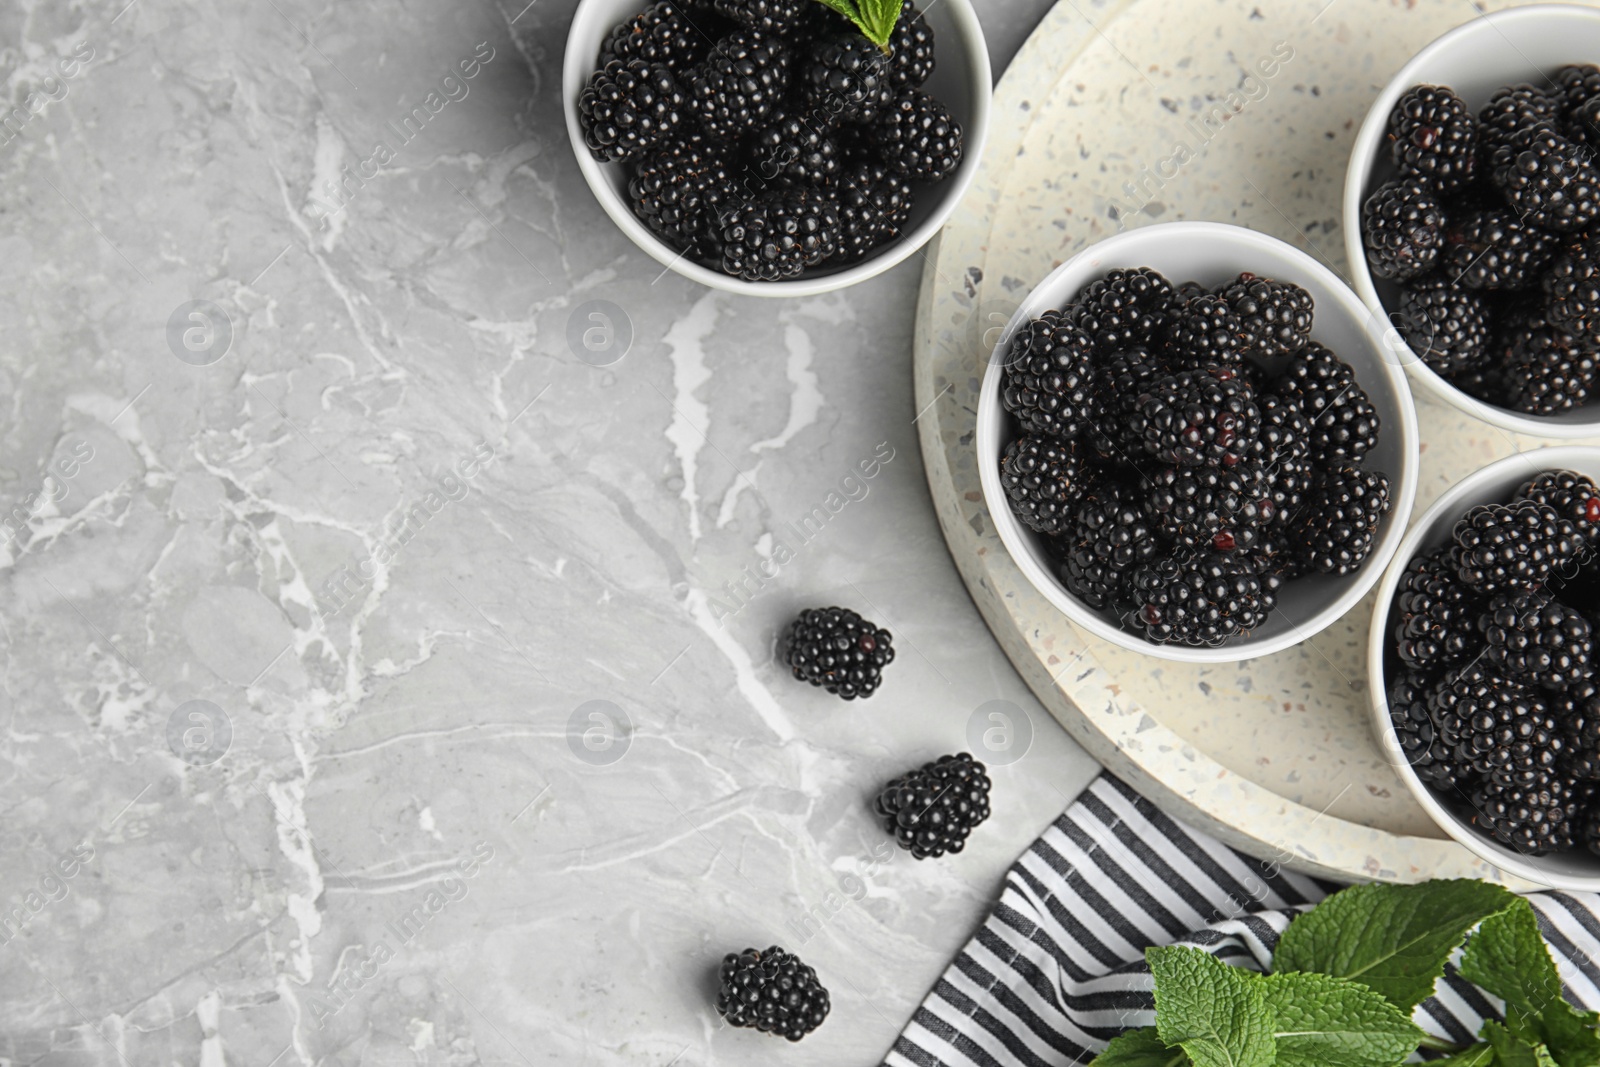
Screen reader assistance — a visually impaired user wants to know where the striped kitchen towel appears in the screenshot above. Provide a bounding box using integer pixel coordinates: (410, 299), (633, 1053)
(885, 773), (1600, 1067)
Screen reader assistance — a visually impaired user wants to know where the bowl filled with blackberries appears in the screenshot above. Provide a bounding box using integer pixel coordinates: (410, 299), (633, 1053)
(563, 0), (990, 295)
(1370, 448), (1600, 889)
(1345, 4), (1600, 437)
(976, 221), (1420, 663)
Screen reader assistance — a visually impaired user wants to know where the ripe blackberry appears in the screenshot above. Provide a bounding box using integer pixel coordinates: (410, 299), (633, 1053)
(1251, 531), (1307, 585)
(783, 606), (894, 700)
(747, 109), (841, 187)
(1441, 207), (1556, 291)
(1056, 481), (1159, 610)
(874, 91), (964, 182)
(629, 133), (737, 251)
(1390, 669), (1469, 789)
(1516, 469), (1600, 547)
(1396, 274), (1490, 376)
(1277, 342), (1381, 463)
(1000, 434), (1091, 535)
(1085, 345), (1167, 461)
(1388, 84), (1478, 194)
(1164, 293), (1245, 367)
(1291, 465), (1391, 576)
(1394, 544), (1483, 671)
(718, 187), (840, 281)
(1572, 97), (1600, 152)
(1452, 357), (1507, 405)
(1489, 127), (1600, 233)
(599, 2), (711, 71)
(832, 162), (913, 262)
(709, 0), (807, 34)
(1478, 84), (1560, 151)
(1554, 63), (1600, 143)
(578, 60), (689, 162)
(1127, 365), (1260, 468)
(1069, 267), (1177, 351)
(1582, 805), (1600, 856)
(1496, 312), (1598, 416)
(685, 31), (792, 139)
(1142, 463), (1273, 552)
(716, 946), (830, 1041)
(800, 36), (889, 123)
(1430, 665), (1562, 784)
(1252, 392), (1313, 469)
(873, 752), (992, 859)
(1543, 232), (1600, 340)
(887, 1), (936, 89)
(1216, 273), (1315, 362)
(1557, 681), (1600, 781)
(1361, 178), (1444, 281)
(999, 312), (1097, 439)
(1454, 501), (1582, 595)
(1469, 768), (1577, 854)
(1128, 550), (1273, 646)
(1481, 591), (1593, 691)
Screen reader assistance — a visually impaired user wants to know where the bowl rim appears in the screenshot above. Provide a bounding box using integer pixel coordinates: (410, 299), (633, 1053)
(1365, 444), (1600, 890)
(560, 0), (994, 297)
(1341, 2), (1600, 439)
(976, 219), (1421, 664)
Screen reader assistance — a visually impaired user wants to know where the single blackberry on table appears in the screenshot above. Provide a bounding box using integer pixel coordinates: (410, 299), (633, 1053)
(1395, 274), (1490, 376)
(886, 0), (936, 89)
(1489, 127), (1600, 233)
(1543, 232), (1600, 341)
(629, 133), (737, 251)
(1290, 464), (1391, 576)
(999, 312), (1097, 439)
(1277, 342), (1381, 463)
(578, 60), (689, 162)
(1441, 207), (1556, 291)
(708, 0), (807, 33)
(599, 2), (711, 71)
(1393, 544), (1483, 671)
(1557, 681), (1600, 782)
(1163, 293), (1245, 368)
(1390, 669), (1469, 789)
(1055, 481), (1159, 610)
(1454, 501), (1583, 595)
(1388, 84), (1478, 194)
(1126, 365), (1260, 469)
(1496, 312), (1598, 416)
(873, 752), (992, 859)
(1429, 665), (1562, 785)
(1216, 273), (1315, 362)
(1084, 345), (1167, 461)
(1361, 177), (1445, 282)
(1481, 591), (1594, 691)
(747, 108), (841, 187)
(1127, 550), (1273, 646)
(1000, 434), (1092, 535)
(872, 91), (964, 182)
(1142, 463), (1274, 553)
(1470, 767), (1577, 854)
(719, 187), (840, 281)
(1068, 267), (1177, 351)
(800, 36), (889, 123)
(716, 946), (830, 1041)
(684, 30), (792, 139)
(831, 161), (913, 262)
(783, 606), (894, 699)
(1517, 469), (1600, 547)
(1478, 84), (1560, 151)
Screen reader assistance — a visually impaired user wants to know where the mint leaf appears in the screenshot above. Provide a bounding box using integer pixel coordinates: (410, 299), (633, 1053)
(1460, 899), (1600, 1067)
(808, 0), (899, 49)
(1428, 1044), (1496, 1067)
(1484, 1021), (1560, 1067)
(1273, 880), (1517, 1010)
(1148, 946), (1275, 1067)
(1258, 971), (1422, 1067)
(1094, 1028), (1193, 1067)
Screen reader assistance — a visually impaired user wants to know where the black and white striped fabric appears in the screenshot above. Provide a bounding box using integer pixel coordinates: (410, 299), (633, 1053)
(885, 774), (1600, 1067)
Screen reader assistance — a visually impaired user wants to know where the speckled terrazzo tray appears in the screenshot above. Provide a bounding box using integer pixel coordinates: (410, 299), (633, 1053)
(914, 0), (1600, 884)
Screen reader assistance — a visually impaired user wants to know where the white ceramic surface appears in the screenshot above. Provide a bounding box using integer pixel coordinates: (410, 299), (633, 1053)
(976, 222), (1420, 664)
(1367, 446), (1600, 890)
(562, 0), (993, 296)
(1343, 3), (1600, 439)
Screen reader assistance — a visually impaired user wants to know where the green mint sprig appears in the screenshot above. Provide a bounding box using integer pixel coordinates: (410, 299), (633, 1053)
(1090, 880), (1600, 1067)
(810, 0), (901, 51)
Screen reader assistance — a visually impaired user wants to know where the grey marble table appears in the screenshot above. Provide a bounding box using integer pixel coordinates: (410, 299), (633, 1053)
(0, 0), (1100, 1062)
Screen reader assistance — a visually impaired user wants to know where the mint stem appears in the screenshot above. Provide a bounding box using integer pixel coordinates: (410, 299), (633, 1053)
(1417, 1034), (1468, 1053)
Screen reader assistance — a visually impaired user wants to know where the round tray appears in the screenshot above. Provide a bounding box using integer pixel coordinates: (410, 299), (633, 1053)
(914, 0), (1600, 884)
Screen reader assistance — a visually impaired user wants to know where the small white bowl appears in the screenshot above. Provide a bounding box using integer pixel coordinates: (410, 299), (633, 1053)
(1343, 4), (1600, 439)
(1367, 445), (1600, 890)
(561, 0), (991, 297)
(976, 221), (1420, 664)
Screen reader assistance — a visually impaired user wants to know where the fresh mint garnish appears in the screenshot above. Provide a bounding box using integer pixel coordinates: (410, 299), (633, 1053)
(1461, 899), (1600, 1067)
(1096, 1027), (1193, 1067)
(1257, 972), (1421, 1067)
(810, 0), (901, 51)
(1483, 1020), (1561, 1067)
(1149, 946), (1276, 1067)
(1427, 1044), (1497, 1067)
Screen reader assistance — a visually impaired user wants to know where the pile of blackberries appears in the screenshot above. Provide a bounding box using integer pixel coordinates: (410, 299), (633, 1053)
(1388, 468), (1600, 855)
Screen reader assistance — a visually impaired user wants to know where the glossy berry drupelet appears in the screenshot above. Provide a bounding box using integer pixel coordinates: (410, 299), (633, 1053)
(784, 607), (894, 700)
(715, 946), (830, 1041)
(719, 187), (840, 281)
(1390, 669), (1469, 789)
(1127, 550), (1273, 646)
(1126, 365), (1260, 469)
(1441, 208), (1556, 291)
(1141, 463), (1273, 553)
(873, 91), (964, 182)
(1290, 465), (1392, 576)
(684, 31), (793, 139)
(579, 60), (689, 162)
(747, 108), (841, 187)
(1470, 768), (1577, 854)
(999, 434), (1091, 535)
(1276, 342), (1381, 463)
(1395, 274), (1491, 377)
(874, 753), (992, 859)
(1216, 272), (1315, 362)
(999, 312), (1097, 439)
(628, 133), (737, 252)
(600, 1), (711, 71)
(1454, 501), (1583, 595)
(1393, 544), (1483, 671)
(1069, 267), (1176, 352)
(1489, 127), (1600, 233)
(1517, 469), (1600, 547)
(832, 161), (914, 263)
(800, 36), (889, 123)
(1164, 293), (1245, 367)
(1055, 481), (1159, 610)
(1428, 664), (1562, 785)
(1388, 84), (1478, 194)
(1361, 177), (1444, 281)
(1480, 592), (1593, 691)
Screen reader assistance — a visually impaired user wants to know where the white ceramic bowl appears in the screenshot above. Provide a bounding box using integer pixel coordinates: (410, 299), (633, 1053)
(975, 222), (1421, 664)
(1367, 446), (1600, 890)
(1343, 4), (1600, 439)
(562, 0), (991, 297)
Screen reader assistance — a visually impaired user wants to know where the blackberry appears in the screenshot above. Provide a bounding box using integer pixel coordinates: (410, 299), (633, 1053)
(1452, 356), (1507, 405)
(629, 133), (737, 251)
(1394, 544), (1483, 671)
(1469, 768), (1576, 854)
(1361, 178), (1444, 281)
(1454, 501), (1582, 595)
(1572, 97), (1600, 152)
(887, 1), (935, 89)
(1252, 391), (1313, 469)
(1164, 293), (1245, 367)
(1216, 273), (1314, 362)
(1055, 481), (1159, 610)
(783, 606), (894, 700)
(685, 31), (793, 139)
(1277, 342), (1381, 463)
(1142, 463), (1273, 552)
(1126, 365), (1260, 468)
(1554, 63), (1600, 122)
(716, 946), (830, 1041)
(1069, 267), (1177, 351)
(1516, 469), (1600, 547)
(1085, 345), (1166, 461)
(1481, 591), (1593, 691)
(999, 434), (1092, 535)
(1441, 207), (1556, 291)
(1478, 84), (1560, 152)
(1128, 550), (1273, 646)
(709, 0), (808, 34)
(1543, 232), (1600, 340)
(748, 109), (841, 187)
(1252, 531), (1307, 584)
(999, 312), (1097, 439)
(800, 36), (889, 124)
(719, 187), (840, 281)
(874, 91), (964, 182)
(1489, 127), (1600, 233)
(1430, 665), (1561, 785)
(873, 752), (992, 859)
(1291, 465), (1391, 576)
(832, 161), (913, 262)
(599, 2), (710, 71)
(1583, 804), (1600, 856)
(1390, 669), (1468, 789)
(1496, 312), (1597, 416)
(1395, 274), (1490, 376)
(1388, 84), (1478, 194)
(578, 60), (689, 162)
(1557, 681), (1600, 781)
